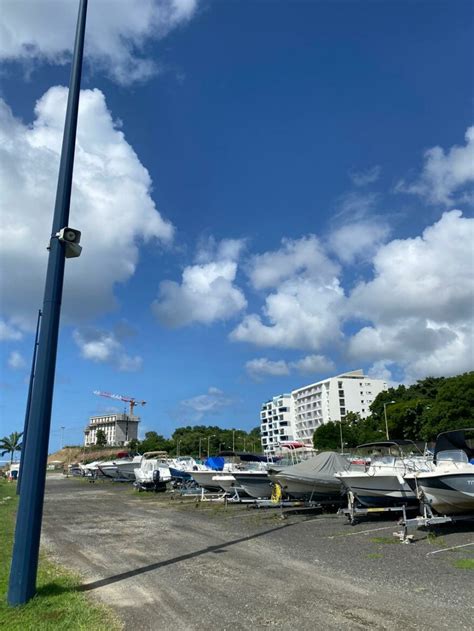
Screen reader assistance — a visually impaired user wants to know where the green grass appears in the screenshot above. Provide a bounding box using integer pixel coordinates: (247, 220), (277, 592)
(367, 553), (383, 559)
(369, 536), (398, 545)
(0, 480), (122, 630)
(452, 558), (474, 570)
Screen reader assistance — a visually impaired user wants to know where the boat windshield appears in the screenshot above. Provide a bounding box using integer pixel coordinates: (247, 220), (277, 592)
(353, 442), (423, 461)
(437, 449), (469, 464)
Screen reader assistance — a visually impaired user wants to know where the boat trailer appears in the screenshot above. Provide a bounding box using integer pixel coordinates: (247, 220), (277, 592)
(394, 503), (474, 544)
(339, 491), (417, 526)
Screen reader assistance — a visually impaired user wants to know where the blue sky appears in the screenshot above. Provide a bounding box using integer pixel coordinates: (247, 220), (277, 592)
(1, 0), (473, 452)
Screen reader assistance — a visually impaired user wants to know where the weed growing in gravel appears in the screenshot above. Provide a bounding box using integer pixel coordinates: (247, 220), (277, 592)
(452, 559), (474, 570)
(369, 536), (398, 545)
(367, 553), (383, 559)
(426, 532), (446, 546)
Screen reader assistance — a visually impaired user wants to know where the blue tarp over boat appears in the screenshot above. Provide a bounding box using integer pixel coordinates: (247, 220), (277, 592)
(204, 456), (225, 471)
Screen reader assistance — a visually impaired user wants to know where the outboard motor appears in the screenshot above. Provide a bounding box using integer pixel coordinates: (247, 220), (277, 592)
(152, 469), (167, 493)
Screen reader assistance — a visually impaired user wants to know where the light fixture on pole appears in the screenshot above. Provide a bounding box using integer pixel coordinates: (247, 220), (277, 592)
(383, 401), (396, 440)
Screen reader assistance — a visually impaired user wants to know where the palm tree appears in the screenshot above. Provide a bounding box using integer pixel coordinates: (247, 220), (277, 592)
(0, 431), (23, 464)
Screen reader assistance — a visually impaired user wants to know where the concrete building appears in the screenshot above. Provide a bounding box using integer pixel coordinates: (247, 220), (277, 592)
(84, 413), (140, 447)
(260, 394), (296, 455)
(292, 369), (388, 444)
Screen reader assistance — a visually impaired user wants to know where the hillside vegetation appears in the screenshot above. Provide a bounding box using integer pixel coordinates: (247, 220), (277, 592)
(313, 371), (474, 450)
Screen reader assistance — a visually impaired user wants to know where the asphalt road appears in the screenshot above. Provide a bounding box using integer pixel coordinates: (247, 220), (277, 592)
(41, 476), (474, 630)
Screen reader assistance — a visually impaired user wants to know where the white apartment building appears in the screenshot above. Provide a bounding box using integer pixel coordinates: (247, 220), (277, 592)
(292, 369), (388, 444)
(260, 394), (296, 455)
(84, 413), (140, 446)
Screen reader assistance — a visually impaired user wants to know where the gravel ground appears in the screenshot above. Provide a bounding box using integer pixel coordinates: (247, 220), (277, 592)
(41, 475), (474, 631)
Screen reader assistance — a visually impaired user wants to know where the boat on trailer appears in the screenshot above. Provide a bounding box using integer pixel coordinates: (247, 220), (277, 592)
(407, 428), (474, 515)
(335, 440), (431, 508)
(269, 451), (350, 504)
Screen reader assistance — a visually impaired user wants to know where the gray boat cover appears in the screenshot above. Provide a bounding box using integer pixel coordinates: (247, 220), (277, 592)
(275, 451), (350, 484)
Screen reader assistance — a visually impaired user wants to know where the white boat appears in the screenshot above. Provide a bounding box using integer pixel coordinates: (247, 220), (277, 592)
(269, 451), (349, 503)
(408, 428), (474, 515)
(134, 451), (173, 488)
(189, 468), (228, 491)
(190, 455), (268, 493)
(212, 473), (247, 496)
(231, 470), (273, 499)
(98, 455), (142, 481)
(335, 440), (431, 508)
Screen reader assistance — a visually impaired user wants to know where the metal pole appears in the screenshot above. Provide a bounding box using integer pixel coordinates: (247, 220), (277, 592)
(60, 426), (65, 450)
(8, 0), (88, 606)
(339, 421), (343, 453)
(384, 403), (389, 440)
(198, 436), (202, 460)
(16, 309), (42, 496)
(232, 430), (235, 452)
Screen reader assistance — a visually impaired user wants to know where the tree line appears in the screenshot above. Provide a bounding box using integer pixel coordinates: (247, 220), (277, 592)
(312, 372), (474, 450)
(124, 425), (262, 458)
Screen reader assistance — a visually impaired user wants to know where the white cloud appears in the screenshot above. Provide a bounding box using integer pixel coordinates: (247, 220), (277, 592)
(245, 353), (334, 381)
(73, 328), (142, 372)
(349, 165), (381, 187)
(349, 211), (473, 324)
(247, 235), (338, 291)
(152, 238), (247, 327)
(328, 220), (390, 265)
(333, 191), (379, 222)
(290, 354), (335, 375)
(0, 320), (22, 341)
(367, 360), (397, 385)
(174, 387), (234, 422)
(245, 358), (290, 381)
(396, 126), (474, 205)
(0, 87), (173, 331)
(347, 211), (474, 380)
(0, 0), (198, 85)
(232, 236), (343, 350)
(7, 351), (26, 370)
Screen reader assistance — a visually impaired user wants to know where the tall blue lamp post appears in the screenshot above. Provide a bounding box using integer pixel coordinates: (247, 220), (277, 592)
(8, 0), (88, 606)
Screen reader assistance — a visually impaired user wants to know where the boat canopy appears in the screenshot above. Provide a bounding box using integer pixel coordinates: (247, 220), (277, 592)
(217, 451), (267, 462)
(434, 428), (474, 463)
(204, 456), (225, 471)
(273, 451), (350, 483)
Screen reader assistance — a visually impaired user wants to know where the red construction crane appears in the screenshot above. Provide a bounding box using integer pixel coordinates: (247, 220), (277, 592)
(93, 390), (146, 417)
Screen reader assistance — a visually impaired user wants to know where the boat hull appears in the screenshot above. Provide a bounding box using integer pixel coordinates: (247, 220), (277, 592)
(189, 470), (223, 491)
(415, 472), (474, 515)
(212, 475), (248, 496)
(337, 473), (418, 508)
(232, 472), (272, 499)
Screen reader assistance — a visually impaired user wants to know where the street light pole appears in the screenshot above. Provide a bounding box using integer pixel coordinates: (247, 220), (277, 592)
(8, 0), (88, 606)
(232, 430), (235, 452)
(339, 420), (344, 454)
(60, 427), (65, 450)
(16, 308), (42, 496)
(207, 435), (215, 457)
(383, 401), (396, 440)
(198, 437), (202, 460)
